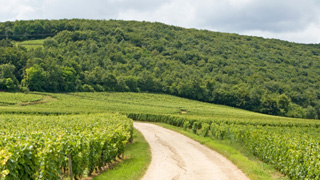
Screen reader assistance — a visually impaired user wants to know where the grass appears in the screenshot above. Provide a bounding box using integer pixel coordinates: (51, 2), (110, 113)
(93, 129), (151, 180)
(156, 123), (289, 180)
(0, 92), (43, 105)
(15, 39), (44, 49)
(1, 92), (316, 125)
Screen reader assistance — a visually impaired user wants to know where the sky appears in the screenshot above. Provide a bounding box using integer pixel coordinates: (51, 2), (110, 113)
(1, 0), (320, 44)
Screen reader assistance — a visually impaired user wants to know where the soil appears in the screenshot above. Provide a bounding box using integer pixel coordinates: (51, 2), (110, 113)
(134, 122), (250, 180)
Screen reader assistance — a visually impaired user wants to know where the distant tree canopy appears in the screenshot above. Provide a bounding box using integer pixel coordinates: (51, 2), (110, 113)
(1, 19), (320, 119)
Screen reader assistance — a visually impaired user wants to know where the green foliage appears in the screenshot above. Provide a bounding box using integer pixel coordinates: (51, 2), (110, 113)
(4, 78), (15, 91)
(129, 113), (320, 180)
(0, 149), (11, 179)
(192, 121), (200, 134)
(93, 129), (151, 180)
(277, 94), (290, 114)
(25, 65), (46, 91)
(183, 121), (190, 131)
(43, 37), (57, 48)
(305, 106), (318, 119)
(200, 123), (210, 137)
(15, 39), (44, 50)
(0, 113), (133, 180)
(0, 64), (18, 91)
(1, 19), (320, 119)
(82, 84), (95, 92)
(1, 91), (320, 179)
(0, 92), (42, 106)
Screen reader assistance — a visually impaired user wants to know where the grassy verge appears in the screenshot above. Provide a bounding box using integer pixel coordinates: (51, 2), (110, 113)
(93, 128), (151, 180)
(156, 123), (289, 180)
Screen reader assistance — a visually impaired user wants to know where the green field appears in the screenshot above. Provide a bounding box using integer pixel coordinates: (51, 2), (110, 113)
(0, 92), (43, 105)
(1, 92), (320, 179)
(15, 39), (44, 49)
(1, 92), (319, 126)
(0, 92), (311, 121)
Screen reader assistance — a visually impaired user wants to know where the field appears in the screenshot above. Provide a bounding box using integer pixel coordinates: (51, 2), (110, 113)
(0, 93), (43, 106)
(15, 39), (44, 50)
(0, 92), (308, 121)
(1, 92), (320, 179)
(0, 93), (134, 179)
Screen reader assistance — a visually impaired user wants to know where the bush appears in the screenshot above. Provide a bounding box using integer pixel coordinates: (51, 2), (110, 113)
(20, 87), (30, 94)
(93, 84), (105, 92)
(192, 121), (200, 134)
(82, 84), (95, 92)
(183, 121), (190, 130)
(200, 123), (210, 137)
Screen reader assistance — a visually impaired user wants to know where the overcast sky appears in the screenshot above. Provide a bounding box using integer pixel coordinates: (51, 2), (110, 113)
(1, 0), (320, 44)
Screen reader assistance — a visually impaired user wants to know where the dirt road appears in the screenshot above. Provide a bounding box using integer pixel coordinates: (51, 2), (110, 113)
(134, 122), (250, 180)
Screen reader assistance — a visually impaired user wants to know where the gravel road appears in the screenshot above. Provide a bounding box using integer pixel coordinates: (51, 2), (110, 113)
(134, 122), (250, 180)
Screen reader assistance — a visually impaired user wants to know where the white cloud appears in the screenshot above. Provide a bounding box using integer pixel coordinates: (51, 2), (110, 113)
(0, 0), (320, 43)
(228, 0), (254, 9)
(244, 23), (320, 43)
(117, 0), (197, 27)
(15, 5), (36, 19)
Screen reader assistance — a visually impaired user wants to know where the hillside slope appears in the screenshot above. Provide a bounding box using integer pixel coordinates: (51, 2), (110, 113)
(0, 19), (320, 118)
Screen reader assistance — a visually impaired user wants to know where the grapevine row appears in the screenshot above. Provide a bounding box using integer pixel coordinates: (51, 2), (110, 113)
(128, 113), (320, 180)
(0, 113), (133, 180)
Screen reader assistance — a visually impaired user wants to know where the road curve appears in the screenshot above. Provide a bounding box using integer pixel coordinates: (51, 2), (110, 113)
(134, 122), (250, 180)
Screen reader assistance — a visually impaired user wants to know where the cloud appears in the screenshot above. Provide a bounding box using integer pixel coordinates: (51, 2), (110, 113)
(0, 0), (320, 43)
(117, 0), (320, 43)
(117, 0), (197, 27)
(172, 0), (319, 32)
(0, 0), (35, 21)
(244, 23), (320, 43)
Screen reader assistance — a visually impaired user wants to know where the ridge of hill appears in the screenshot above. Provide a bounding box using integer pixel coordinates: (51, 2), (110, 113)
(0, 19), (319, 119)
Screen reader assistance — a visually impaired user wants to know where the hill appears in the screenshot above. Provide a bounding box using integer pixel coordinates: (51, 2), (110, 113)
(0, 19), (320, 119)
(0, 92), (317, 125)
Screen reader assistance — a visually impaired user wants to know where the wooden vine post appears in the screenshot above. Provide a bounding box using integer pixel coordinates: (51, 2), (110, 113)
(68, 154), (73, 180)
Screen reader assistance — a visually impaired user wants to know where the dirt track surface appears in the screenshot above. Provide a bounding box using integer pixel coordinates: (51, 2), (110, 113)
(134, 122), (250, 180)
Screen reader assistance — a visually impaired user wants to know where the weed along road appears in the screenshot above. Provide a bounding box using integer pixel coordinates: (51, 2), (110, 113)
(134, 122), (250, 180)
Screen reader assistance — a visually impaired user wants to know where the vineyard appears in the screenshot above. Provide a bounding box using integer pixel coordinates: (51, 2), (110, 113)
(1, 92), (320, 179)
(0, 113), (133, 180)
(0, 93), (43, 106)
(128, 113), (320, 180)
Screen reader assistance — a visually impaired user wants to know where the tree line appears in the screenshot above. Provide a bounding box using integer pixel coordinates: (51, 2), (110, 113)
(0, 19), (320, 119)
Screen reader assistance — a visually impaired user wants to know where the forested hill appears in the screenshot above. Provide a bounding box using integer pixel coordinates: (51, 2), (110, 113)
(1, 19), (320, 119)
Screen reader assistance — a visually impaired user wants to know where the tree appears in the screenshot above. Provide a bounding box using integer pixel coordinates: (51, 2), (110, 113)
(137, 72), (156, 92)
(249, 87), (263, 110)
(0, 64), (16, 80)
(260, 94), (280, 115)
(101, 73), (117, 91)
(61, 66), (76, 92)
(0, 64), (18, 91)
(0, 39), (13, 47)
(305, 106), (318, 119)
(277, 94), (290, 114)
(43, 37), (58, 48)
(5, 78), (15, 91)
(25, 65), (46, 91)
(286, 103), (305, 118)
(124, 76), (138, 92)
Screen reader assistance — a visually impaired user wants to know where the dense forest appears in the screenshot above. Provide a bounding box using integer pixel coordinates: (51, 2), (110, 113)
(0, 19), (320, 119)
